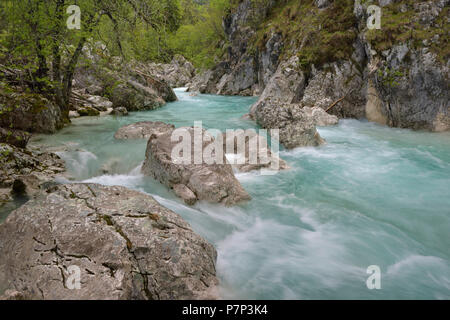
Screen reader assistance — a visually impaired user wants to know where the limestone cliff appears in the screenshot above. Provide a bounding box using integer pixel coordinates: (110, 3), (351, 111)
(189, 0), (449, 132)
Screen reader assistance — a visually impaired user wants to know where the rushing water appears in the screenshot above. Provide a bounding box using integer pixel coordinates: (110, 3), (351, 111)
(28, 88), (450, 299)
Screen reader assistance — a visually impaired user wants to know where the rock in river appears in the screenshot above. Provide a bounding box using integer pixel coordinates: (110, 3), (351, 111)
(0, 183), (218, 300)
(141, 125), (251, 206)
(114, 121), (175, 140)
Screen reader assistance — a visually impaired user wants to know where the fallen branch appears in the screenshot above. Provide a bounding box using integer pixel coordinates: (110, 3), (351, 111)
(325, 88), (356, 112)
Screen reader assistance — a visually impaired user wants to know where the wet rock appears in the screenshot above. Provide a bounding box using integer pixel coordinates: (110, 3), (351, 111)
(72, 44), (177, 113)
(173, 184), (197, 205)
(252, 99), (325, 149)
(0, 183), (218, 300)
(141, 126), (251, 206)
(111, 107), (128, 116)
(114, 121), (175, 140)
(222, 130), (289, 173)
(302, 107), (339, 127)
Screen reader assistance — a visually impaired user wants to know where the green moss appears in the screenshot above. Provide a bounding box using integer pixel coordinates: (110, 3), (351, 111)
(250, 0), (357, 73)
(366, 1), (449, 64)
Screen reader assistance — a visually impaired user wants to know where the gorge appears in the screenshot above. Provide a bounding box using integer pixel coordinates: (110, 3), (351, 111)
(0, 0), (449, 300)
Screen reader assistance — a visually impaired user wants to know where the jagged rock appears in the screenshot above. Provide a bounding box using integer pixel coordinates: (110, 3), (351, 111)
(0, 183), (218, 300)
(173, 184), (197, 205)
(369, 45), (450, 131)
(145, 55), (195, 88)
(86, 95), (113, 111)
(141, 125), (251, 206)
(250, 56), (306, 119)
(222, 130), (289, 173)
(187, 62), (230, 94)
(302, 106), (339, 127)
(114, 121), (175, 140)
(72, 45), (177, 113)
(0, 128), (31, 148)
(0, 143), (66, 199)
(252, 99), (325, 149)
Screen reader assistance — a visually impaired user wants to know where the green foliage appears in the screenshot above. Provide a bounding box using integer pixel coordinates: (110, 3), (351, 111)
(377, 67), (405, 88)
(365, 0), (449, 64)
(251, 0), (357, 73)
(167, 0), (231, 69)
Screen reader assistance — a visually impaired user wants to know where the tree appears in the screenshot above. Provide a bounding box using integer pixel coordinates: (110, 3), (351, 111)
(1, 0), (181, 120)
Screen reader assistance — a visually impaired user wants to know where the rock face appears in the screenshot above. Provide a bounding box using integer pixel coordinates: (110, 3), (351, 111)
(188, 0), (277, 96)
(196, 0), (449, 132)
(222, 130), (289, 172)
(0, 183), (218, 300)
(0, 143), (66, 199)
(71, 43), (178, 114)
(141, 125), (251, 206)
(146, 55), (196, 88)
(302, 107), (339, 127)
(114, 121), (175, 140)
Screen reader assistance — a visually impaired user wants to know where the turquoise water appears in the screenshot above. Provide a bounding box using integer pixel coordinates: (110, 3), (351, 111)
(30, 88), (450, 299)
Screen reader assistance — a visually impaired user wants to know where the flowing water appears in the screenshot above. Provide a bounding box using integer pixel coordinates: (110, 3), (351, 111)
(27, 88), (450, 299)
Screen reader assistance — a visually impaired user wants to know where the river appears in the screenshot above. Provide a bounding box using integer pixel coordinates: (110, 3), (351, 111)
(27, 88), (450, 299)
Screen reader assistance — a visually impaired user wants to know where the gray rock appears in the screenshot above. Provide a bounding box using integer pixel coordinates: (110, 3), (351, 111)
(145, 55), (196, 88)
(173, 184), (197, 205)
(222, 130), (289, 173)
(0, 183), (218, 300)
(302, 106), (339, 127)
(86, 95), (113, 111)
(369, 46), (450, 131)
(111, 107), (128, 117)
(250, 56), (306, 119)
(141, 125), (251, 206)
(252, 99), (325, 149)
(114, 121), (175, 140)
(0, 143), (66, 199)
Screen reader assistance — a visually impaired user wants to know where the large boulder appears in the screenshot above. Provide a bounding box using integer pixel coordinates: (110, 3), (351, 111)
(0, 183), (218, 300)
(72, 45), (177, 113)
(222, 130), (289, 173)
(141, 125), (251, 206)
(0, 90), (64, 134)
(114, 121), (175, 140)
(251, 99), (325, 149)
(302, 106), (339, 127)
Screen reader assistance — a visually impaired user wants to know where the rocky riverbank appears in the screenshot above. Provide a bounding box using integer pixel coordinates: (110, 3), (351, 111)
(0, 183), (218, 300)
(188, 0), (449, 133)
